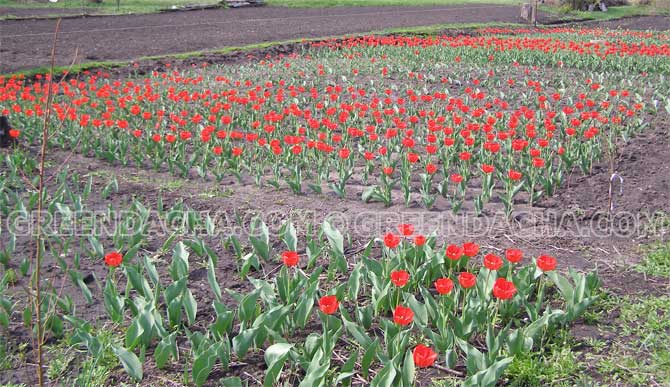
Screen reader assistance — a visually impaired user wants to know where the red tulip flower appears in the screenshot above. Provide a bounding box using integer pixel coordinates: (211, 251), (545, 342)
(319, 295), (339, 315)
(390, 270), (410, 287)
(462, 242), (479, 257)
(281, 251), (299, 267)
(536, 255), (557, 272)
(393, 305), (414, 326)
(407, 153), (419, 163)
(505, 248), (523, 264)
(104, 251), (123, 268)
(384, 233), (401, 249)
(398, 223), (414, 236)
(484, 253), (503, 271)
(413, 344), (437, 368)
(458, 272), (476, 289)
(434, 278), (454, 295)
(413, 235), (426, 246)
(508, 170), (523, 181)
(446, 244), (464, 261)
(492, 278), (517, 300)
(481, 164), (495, 174)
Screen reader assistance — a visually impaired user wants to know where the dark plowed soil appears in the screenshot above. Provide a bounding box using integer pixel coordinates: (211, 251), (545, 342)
(586, 14), (670, 31)
(1, 4), (540, 73)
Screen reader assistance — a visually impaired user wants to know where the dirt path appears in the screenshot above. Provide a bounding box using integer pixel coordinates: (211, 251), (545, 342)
(0, 4), (530, 73)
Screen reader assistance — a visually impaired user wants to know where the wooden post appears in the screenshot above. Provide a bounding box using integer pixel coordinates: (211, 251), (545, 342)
(531, 0), (537, 27)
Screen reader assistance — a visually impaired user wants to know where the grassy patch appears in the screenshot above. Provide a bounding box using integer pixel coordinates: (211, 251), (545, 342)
(637, 242), (670, 277)
(0, 0), (221, 14)
(505, 329), (592, 387)
(585, 293), (670, 386)
(267, 0), (519, 7)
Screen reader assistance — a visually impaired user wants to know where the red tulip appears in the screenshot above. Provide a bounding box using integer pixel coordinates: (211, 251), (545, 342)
(434, 278), (454, 295)
(508, 169), (523, 181)
(536, 255), (557, 272)
(484, 253), (503, 271)
(393, 305), (414, 326)
(398, 223), (414, 236)
(413, 344), (437, 368)
(319, 295), (339, 315)
(338, 148), (350, 159)
(446, 244), (463, 261)
(390, 270), (410, 287)
(505, 248), (523, 264)
(492, 278), (517, 300)
(458, 272), (476, 289)
(104, 251), (123, 268)
(413, 235), (426, 246)
(407, 153), (419, 163)
(481, 164), (495, 174)
(384, 233), (400, 249)
(281, 251), (299, 267)
(462, 242), (479, 257)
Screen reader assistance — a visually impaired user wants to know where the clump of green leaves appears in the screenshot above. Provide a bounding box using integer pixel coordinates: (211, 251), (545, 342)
(637, 242), (670, 277)
(505, 329), (588, 387)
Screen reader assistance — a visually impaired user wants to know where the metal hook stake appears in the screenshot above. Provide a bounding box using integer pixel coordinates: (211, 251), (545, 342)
(608, 172), (624, 213)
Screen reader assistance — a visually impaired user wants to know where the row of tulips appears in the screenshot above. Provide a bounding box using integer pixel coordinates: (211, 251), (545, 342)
(2, 31), (666, 216)
(93, 216), (599, 386)
(0, 150), (599, 386)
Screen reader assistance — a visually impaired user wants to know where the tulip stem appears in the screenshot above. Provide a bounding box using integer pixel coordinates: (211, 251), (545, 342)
(492, 300), (501, 331)
(535, 276), (546, 313)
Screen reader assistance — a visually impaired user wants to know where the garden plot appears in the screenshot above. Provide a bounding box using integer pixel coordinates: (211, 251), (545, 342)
(0, 26), (669, 387)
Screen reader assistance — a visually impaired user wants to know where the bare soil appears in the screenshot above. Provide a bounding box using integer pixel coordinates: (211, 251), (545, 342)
(1, 4), (552, 73)
(584, 14), (670, 30)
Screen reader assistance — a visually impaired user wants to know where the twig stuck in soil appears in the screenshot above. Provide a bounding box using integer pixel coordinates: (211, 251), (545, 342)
(432, 363), (464, 377)
(30, 18), (61, 387)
